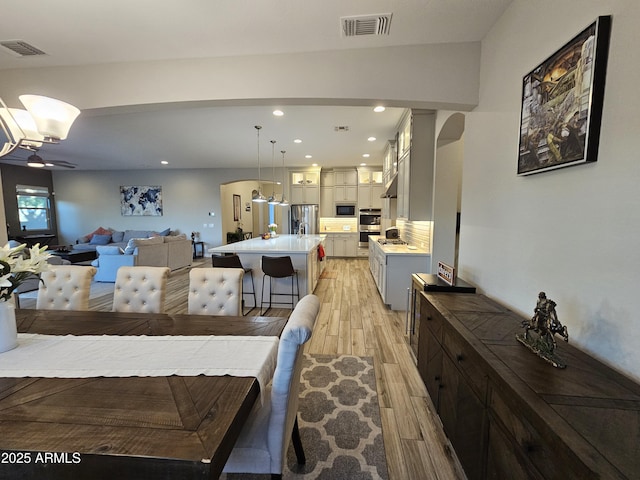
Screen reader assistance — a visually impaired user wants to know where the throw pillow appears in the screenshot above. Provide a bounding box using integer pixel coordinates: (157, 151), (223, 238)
(86, 226), (111, 241)
(158, 228), (171, 236)
(111, 230), (125, 243)
(123, 238), (138, 255)
(89, 234), (112, 245)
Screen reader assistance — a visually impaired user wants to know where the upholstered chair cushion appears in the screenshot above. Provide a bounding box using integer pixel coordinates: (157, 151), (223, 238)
(36, 265), (97, 311)
(112, 266), (170, 313)
(188, 267), (244, 316)
(223, 294), (320, 476)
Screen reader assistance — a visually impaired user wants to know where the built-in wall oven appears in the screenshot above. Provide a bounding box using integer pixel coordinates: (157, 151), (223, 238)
(358, 208), (381, 247)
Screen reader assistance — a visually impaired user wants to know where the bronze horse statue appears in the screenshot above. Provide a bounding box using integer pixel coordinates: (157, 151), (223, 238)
(522, 292), (568, 353)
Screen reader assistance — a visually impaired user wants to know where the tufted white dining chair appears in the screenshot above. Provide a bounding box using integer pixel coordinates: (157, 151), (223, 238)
(187, 267), (244, 316)
(222, 294), (320, 479)
(112, 266), (170, 313)
(36, 265), (97, 311)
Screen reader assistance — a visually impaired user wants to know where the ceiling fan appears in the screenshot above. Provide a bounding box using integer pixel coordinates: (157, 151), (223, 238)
(0, 151), (77, 169)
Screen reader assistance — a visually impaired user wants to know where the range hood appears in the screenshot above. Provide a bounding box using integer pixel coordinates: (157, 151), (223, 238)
(381, 173), (397, 198)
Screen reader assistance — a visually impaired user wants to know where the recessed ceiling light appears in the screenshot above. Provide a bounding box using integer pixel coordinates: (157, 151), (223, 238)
(305, 154), (312, 159)
(294, 139), (302, 143)
(161, 160), (169, 165)
(312, 163), (318, 167)
(367, 136), (376, 142)
(373, 106), (385, 113)
(273, 110), (284, 116)
(362, 153), (370, 158)
(360, 163), (367, 166)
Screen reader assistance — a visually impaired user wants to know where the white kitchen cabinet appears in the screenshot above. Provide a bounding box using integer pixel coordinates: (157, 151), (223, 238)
(320, 171), (334, 187)
(335, 169), (357, 186)
(396, 110), (435, 221)
(326, 233), (357, 257)
(335, 185), (358, 203)
(290, 169), (320, 204)
(357, 168), (383, 209)
(333, 169), (358, 203)
(320, 186), (333, 216)
(382, 140), (397, 188)
(369, 239), (430, 310)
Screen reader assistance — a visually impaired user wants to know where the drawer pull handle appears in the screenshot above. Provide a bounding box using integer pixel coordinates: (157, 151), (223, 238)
(426, 316), (432, 321)
(523, 442), (536, 453)
(456, 354), (464, 362)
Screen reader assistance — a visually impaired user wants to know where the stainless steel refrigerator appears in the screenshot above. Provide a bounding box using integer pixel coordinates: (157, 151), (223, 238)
(289, 204), (319, 235)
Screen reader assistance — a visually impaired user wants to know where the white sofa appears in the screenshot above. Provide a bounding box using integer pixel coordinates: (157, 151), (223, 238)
(92, 235), (192, 282)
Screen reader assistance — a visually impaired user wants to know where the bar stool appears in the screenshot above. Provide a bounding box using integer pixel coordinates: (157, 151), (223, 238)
(212, 254), (257, 315)
(261, 255), (299, 315)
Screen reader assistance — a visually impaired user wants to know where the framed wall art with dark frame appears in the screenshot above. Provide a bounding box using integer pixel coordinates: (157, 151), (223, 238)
(517, 15), (611, 176)
(233, 194), (241, 221)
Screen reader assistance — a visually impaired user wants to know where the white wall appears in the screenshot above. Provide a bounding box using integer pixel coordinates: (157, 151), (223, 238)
(1, 44), (480, 112)
(459, 0), (640, 380)
(53, 168), (256, 249)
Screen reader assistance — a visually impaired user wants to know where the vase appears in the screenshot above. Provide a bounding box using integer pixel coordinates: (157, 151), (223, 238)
(0, 301), (18, 353)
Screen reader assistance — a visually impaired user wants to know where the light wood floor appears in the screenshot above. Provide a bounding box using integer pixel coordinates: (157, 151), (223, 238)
(20, 257), (466, 480)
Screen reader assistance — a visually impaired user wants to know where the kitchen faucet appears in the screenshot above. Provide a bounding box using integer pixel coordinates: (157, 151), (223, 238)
(298, 222), (309, 237)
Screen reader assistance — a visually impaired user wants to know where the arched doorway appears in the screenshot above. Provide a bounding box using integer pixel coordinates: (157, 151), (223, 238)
(432, 112), (465, 272)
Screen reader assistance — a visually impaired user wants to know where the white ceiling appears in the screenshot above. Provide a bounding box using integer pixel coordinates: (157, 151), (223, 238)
(0, 0), (512, 171)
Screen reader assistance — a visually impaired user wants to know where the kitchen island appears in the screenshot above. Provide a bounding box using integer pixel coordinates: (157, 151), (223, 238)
(368, 235), (431, 310)
(209, 234), (326, 309)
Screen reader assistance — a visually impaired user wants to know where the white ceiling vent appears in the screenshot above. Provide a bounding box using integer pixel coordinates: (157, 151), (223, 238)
(0, 40), (46, 57)
(334, 126), (350, 132)
(341, 14), (392, 37)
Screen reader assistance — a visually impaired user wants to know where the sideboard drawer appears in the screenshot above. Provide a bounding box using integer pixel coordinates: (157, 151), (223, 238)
(442, 328), (487, 401)
(488, 387), (593, 479)
(420, 298), (444, 342)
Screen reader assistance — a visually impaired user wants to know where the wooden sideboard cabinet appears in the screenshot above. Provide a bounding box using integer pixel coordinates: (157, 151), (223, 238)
(418, 292), (640, 480)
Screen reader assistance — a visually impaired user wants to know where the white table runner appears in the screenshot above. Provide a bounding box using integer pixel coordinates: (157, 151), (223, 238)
(0, 334), (279, 403)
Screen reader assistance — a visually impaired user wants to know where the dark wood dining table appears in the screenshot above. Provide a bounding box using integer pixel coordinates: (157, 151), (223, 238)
(0, 309), (287, 480)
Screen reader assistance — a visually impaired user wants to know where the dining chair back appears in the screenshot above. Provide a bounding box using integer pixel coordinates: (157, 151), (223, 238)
(223, 294), (320, 479)
(188, 267), (244, 316)
(112, 266), (170, 313)
(212, 254), (257, 314)
(36, 265), (97, 311)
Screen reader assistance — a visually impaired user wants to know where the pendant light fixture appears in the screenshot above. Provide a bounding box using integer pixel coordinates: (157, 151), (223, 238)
(279, 150), (290, 207)
(252, 125), (267, 203)
(267, 140), (279, 205)
(0, 95), (81, 158)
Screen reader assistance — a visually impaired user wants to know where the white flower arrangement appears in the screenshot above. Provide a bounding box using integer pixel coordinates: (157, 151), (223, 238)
(268, 223), (277, 230)
(0, 243), (51, 302)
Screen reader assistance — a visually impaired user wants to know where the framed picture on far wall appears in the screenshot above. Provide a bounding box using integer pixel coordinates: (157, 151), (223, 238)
(517, 16), (611, 176)
(233, 194), (241, 221)
(120, 185), (163, 216)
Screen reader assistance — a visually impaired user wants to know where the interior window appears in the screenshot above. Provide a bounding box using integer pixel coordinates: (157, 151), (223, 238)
(16, 185), (51, 231)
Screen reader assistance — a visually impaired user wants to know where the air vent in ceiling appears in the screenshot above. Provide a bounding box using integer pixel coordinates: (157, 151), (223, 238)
(341, 13), (392, 37)
(334, 126), (350, 132)
(0, 40), (46, 57)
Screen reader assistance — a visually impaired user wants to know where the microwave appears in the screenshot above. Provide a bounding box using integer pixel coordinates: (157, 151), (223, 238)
(336, 204), (356, 217)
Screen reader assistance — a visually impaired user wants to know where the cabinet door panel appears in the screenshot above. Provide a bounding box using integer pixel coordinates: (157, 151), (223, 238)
(418, 327), (443, 409)
(486, 421), (543, 480)
(441, 354), (485, 480)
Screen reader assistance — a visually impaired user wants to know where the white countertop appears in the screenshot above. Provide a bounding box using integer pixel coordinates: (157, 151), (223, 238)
(369, 235), (431, 256)
(209, 234), (326, 255)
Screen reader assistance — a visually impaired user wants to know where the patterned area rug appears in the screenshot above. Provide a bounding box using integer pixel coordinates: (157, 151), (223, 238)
(224, 354), (388, 479)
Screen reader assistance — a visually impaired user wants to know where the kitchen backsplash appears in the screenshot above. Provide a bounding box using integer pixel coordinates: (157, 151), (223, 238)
(396, 219), (431, 251)
(319, 217), (358, 232)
